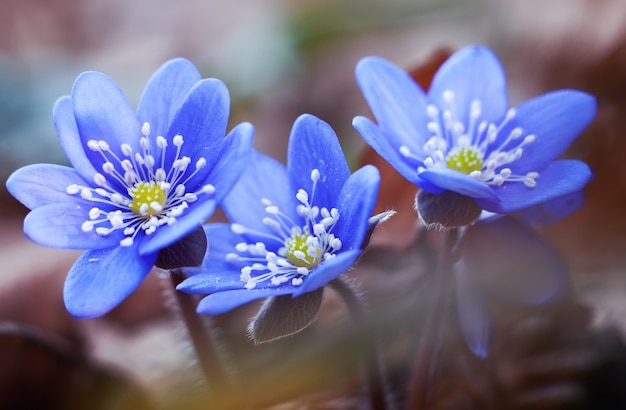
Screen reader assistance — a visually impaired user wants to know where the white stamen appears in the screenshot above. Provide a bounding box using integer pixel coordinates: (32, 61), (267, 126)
(70, 123), (215, 246)
(120, 237), (134, 247)
(141, 122), (150, 137)
(296, 189), (308, 204)
(232, 224), (246, 234)
(66, 184), (80, 195)
(413, 97), (541, 189)
(156, 136), (167, 148)
(94, 173), (107, 186)
(102, 162), (115, 174)
(400, 145), (412, 157)
(228, 169), (344, 291)
(311, 169), (320, 182)
(265, 206), (279, 215)
(97, 140), (110, 151)
(121, 143), (133, 156)
(89, 208), (101, 220)
(87, 140), (99, 151)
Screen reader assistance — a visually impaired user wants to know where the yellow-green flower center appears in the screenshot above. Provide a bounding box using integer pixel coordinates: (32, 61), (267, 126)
(285, 232), (321, 269)
(128, 181), (166, 216)
(446, 147), (484, 175)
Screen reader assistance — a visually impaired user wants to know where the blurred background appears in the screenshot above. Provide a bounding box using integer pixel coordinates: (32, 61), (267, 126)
(1, 0), (626, 408)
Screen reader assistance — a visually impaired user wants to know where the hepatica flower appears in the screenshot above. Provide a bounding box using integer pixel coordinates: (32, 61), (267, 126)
(353, 45), (596, 220)
(6, 58), (253, 318)
(177, 114), (380, 316)
(455, 213), (569, 358)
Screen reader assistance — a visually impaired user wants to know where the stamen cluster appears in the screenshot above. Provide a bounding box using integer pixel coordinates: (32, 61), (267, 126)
(400, 90), (539, 188)
(65, 122), (215, 247)
(226, 169), (342, 289)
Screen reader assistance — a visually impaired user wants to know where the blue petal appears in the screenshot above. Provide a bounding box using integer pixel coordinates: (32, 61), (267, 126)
(460, 216), (567, 306)
(6, 164), (86, 210)
(455, 261), (490, 358)
(136, 58), (201, 138)
(428, 45), (507, 127)
(418, 168), (499, 200)
(165, 78), (230, 183)
(515, 190), (584, 225)
(287, 114), (350, 207)
(332, 165), (380, 250)
(63, 246), (156, 318)
(24, 202), (124, 250)
(197, 287), (296, 315)
(503, 90), (596, 174)
(353, 116), (438, 190)
(138, 122), (254, 255)
(72, 71), (143, 174)
(186, 223), (245, 275)
(200, 122), (255, 205)
(355, 56), (430, 150)
(294, 249), (362, 296)
(177, 272), (243, 294)
(53, 96), (98, 181)
(476, 160), (591, 214)
(222, 149), (298, 234)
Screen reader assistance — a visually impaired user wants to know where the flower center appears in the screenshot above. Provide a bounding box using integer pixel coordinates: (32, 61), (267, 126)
(285, 232), (322, 269)
(446, 146), (484, 175)
(226, 169), (342, 290)
(65, 122), (215, 247)
(128, 181), (167, 216)
(398, 90), (540, 188)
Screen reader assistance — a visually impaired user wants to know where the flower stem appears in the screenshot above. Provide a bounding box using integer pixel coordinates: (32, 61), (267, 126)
(169, 269), (232, 396)
(406, 229), (459, 409)
(329, 277), (388, 410)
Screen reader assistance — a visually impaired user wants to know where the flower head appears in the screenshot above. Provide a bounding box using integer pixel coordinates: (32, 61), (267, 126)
(177, 114), (381, 315)
(353, 45), (596, 220)
(6, 58), (254, 318)
(455, 213), (568, 358)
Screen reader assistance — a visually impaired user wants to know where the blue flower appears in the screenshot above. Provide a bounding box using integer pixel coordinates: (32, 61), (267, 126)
(455, 213), (569, 358)
(6, 58), (254, 318)
(177, 114), (381, 315)
(353, 45), (596, 215)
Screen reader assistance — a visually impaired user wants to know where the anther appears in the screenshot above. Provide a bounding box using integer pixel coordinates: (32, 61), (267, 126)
(231, 224), (246, 234)
(311, 169), (320, 182)
(121, 143), (133, 156)
(141, 122), (151, 137)
(400, 145), (412, 157)
(87, 140), (99, 151)
(426, 104), (439, 118)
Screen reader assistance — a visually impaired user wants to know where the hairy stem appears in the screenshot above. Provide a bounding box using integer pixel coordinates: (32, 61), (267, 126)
(407, 229), (459, 409)
(169, 269), (232, 396)
(329, 277), (388, 410)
